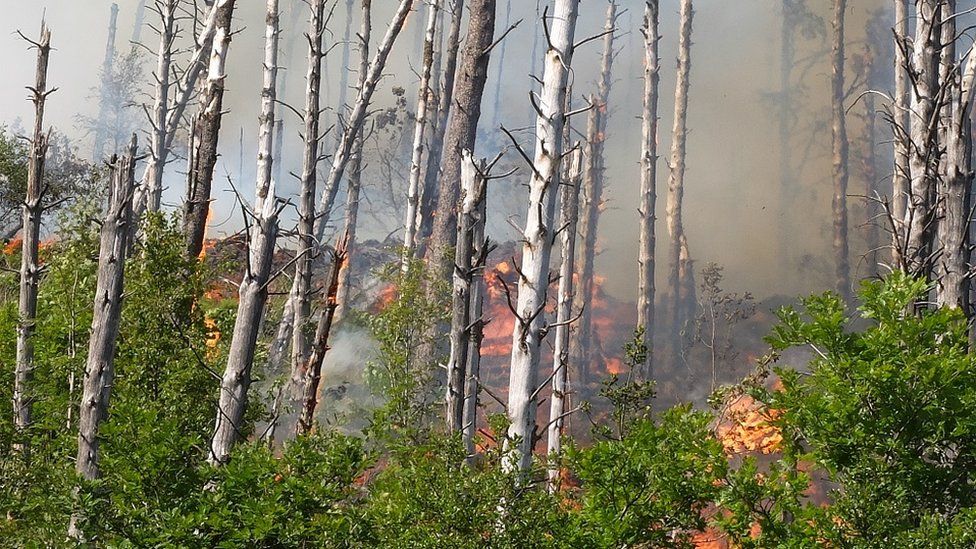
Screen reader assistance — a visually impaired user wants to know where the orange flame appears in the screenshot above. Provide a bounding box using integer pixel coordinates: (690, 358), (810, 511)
(198, 206), (215, 261)
(716, 395), (783, 456)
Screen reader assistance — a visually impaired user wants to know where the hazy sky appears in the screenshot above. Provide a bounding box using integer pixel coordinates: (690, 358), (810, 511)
(0, 0), (889, 302)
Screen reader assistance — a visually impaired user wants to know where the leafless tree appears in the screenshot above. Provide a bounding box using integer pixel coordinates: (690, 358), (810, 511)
(92, 4), (120, 160)
(891, 0), (909, 266)
(144, 0), (178, 213)
(830, 0), (851, 302)
(636, 0), (659, 381)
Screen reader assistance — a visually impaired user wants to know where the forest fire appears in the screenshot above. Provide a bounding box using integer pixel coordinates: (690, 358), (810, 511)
(716, 394), (783, 456)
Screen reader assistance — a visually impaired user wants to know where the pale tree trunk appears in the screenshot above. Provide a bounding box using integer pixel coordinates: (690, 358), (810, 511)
(936, 2), (975, 313)
(184, 0), (237, 260)
(637, 0), (659, 381)
(313, 0), (415, 242)
(489, 0), (511, 130)
(285, 0), (328, 400)
(461, 214), (488, 464)
(133, 0), (225, 220)
(69, 136), (137, 540)
(271, 2), (304, 187)
(891, 0), (910, 266)
(336, 0), (356, 138)
(209, 0), (280, 466)
(572, 2), (616, 386)
(902, 0), (941, 277)
(666, 0), (694, 351)
(13, 23), (52, 438)
(446, 151), (488, 432)
(93, 3), (119, 160)
(418, 0), (464, 245)
(131, 0), (148, 44)
(402, 0), (442, 267)
(504, 0), (579, 475)
(860, 41), (880, 279)
(546, 147), (583, 491)
(145, 0), (177, 213)
(336, 0), (373, 324)
(830, 0), (851, 302)
(425, 0), (496, 283)
(295, 240), (348, 436)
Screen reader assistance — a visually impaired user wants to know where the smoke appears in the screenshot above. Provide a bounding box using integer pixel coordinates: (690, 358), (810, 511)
(0, 0), (893, 306)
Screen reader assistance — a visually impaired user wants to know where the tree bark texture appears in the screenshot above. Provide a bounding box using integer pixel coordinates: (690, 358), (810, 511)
(637, 0), (659, 381)
(830, 0), (851, 302)
(891, 0), (910, 266)
(145, 0), (177, 213)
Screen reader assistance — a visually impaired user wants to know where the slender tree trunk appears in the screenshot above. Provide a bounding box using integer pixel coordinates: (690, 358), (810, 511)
(902, 0), (941, 277)
(13, 23), (52, 440)
(446, 151), (488, 432)
(425, 0), (497, 282)
(69, 136), (137, 540)
(286, 0), (328, 399)
(778, 1), (797, 275)
(892, 0), (910, 266)
(209, 0), (280, 466)
(666, 0), (694, 353)
(296, 241), (348, 436)
(93, 3), (119, 160)
(830, 0), (851, 302)
(637, 0), (659, 381)
(860, 46), (880, 279)
(572, 2), (616, 386)
(461, 177), (489, 464)
(546, 147), (583, 491)
(489, 0), (511, 130)
(313, 0), (415, 242)
(336, 0), (356, 136)
(418, 0), (464, 246)
(146, 0), (177, 213)
(504, 0), (579, 475)
(402, 0), (442, 267)
(336, 0), (373, 324)
(184, 0), (237, 260)
(131, 0), (148, 44)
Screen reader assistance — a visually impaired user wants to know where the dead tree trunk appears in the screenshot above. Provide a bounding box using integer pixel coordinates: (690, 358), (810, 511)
(425, 0), (497, 283)
(69, 137), (137, 541)
(418, 0), (464, 246)
(859, 40), (880, 278)
(460, 180), (489, 465)
(145, 0), (177, 213)
(891, 0), (910, 266)
(13, 23), (55, 432)
(13, 24), (52, 438)
(830, 0), (851, 302)
(489, 0), (511, 130)
(74, 136), (137, 483)
(504, 0), (579, 475)
(184, 0), (237, 260)
(637, 0), (659, 381)
(209, 0), (280, 466)
(336, 0), (373, 324)
(446, 151), (488, 432)
(902, 0), (941, 277)
(666, 0), (694, 352)
(572, 2), (616, 386)
(295, 240), (348, 436)
(131, 0), (148, 44)
(402, 0), (442, 267)
(93, 3), (119, 160)
(313, 0), (415, 242)
(546, 147), (583, 491)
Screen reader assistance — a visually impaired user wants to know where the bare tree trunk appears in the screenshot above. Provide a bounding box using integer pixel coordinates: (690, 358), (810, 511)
(637, 0), (659, 381)
(546, 147), (583, 491)
(891, 0), (910, 266)
(902, 0), (941, 277)
(504, 0), (578, 475)
(146, 0), (177, 213)
(860, 42), (880, 279)
(461, 172), (489, 464)
(489, 0), (511, 130)
(295, 240), (348, 436)
(131, 0), (148, 44)
(336, 0), (356, 138)
(93, 3), (119, 160)
(69, 136), (137, 540)
(666, 0), (694, 352)
(313, 0), (415, 242)
(336, 0), (373, 324)
(418, 0), (464, 247)
(572, 2), (616, 386)
(287, 0), (328, 399)
(402, 0), (442, 267)
(425, 0), (497, 282)
(209, 0), (280, 466)
(830, 0), (851, 302)
(446, 151), (488, 432)
(13, 23), (52, 440)
(184, 0), (237, 260)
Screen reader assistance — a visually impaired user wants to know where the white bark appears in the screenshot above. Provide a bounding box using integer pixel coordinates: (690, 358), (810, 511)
(402, 0), (442, 267)
(145, 0), (177, 213)
(504, 0), (579, 475)
(14, 23), (52, 438)
(830, 0), (850, 302)
(891, 0), (910, 265)
(313, 0), (415, 241)
(209, 0), (280, 466)
(637, 0), (659, 380)
(546, 147), (582, 491)
(461, 162), (489, 464)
